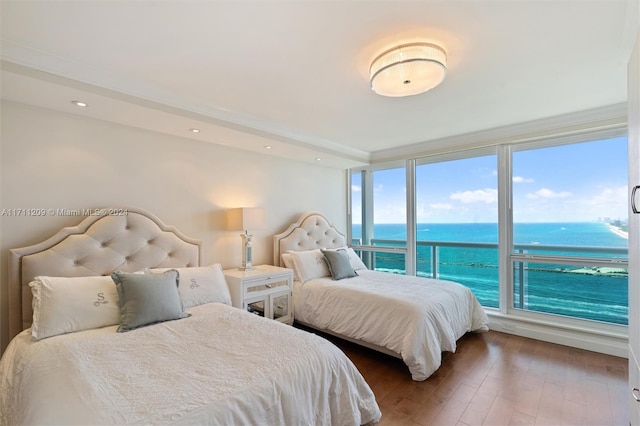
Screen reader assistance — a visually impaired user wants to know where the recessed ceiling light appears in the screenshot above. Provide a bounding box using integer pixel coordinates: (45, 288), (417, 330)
(190, 128), (200, 133)
(71, 100), (88, 107)
(264, 145), (272, 149)
(316, 157), (322, 161)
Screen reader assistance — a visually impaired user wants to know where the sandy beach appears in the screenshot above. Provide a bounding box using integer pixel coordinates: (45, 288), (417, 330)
(608, 224), (629, 239)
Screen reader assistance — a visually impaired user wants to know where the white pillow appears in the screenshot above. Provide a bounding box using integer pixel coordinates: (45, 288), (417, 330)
(145, 264), (231, 308)
(281, 253), (300, 282)
(324, 246), (368, 271)
(345, 248), (368, 271)
(288, 249), (330, 283)
(29, 275), (120, 340)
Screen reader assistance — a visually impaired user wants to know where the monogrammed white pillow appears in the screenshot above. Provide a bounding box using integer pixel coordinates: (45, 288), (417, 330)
(29, 275), (120, 340)
(288, 249), (330, 283)
(145, 264), (231, 308)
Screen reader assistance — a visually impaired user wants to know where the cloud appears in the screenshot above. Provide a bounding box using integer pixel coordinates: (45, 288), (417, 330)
(582, 185), (627, 213)
(527, 188), (572, 199)
(450, 188), (498, 204)
(492, 170), (533, 184)
(430, 203), (453, 210)
(351, 184), (361, 192)
(513, 176), (534, 183)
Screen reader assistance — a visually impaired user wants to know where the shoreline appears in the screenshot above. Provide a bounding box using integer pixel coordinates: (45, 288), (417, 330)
(607, 224), (628, 239)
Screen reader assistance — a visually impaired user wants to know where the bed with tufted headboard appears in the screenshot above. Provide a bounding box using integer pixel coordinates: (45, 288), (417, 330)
(8, 207), (202, 340)
(273, 211), (347, 258)
(274, 211), (490, 381)
(273, 211), (402, 359)
(1, 207), (380, 425)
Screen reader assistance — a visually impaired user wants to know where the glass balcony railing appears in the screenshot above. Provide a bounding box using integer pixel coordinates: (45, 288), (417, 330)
(351, 238), (628, 325)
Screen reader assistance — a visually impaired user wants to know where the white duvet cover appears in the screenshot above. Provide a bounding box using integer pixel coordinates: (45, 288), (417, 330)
(0, 303), (380, 426)
(294, 270), (489, 381)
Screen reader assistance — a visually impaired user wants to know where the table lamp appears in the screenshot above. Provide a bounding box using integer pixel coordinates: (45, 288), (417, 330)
(226, 207), (266, 270)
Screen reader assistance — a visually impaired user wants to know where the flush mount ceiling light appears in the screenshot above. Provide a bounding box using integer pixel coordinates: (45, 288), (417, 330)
(370, 42), (447, 97)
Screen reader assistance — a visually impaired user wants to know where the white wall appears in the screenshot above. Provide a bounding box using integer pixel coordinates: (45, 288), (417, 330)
(0, 100), (347, 352)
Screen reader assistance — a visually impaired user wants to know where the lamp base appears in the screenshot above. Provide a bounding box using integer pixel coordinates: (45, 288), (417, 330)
(239, 233), (254, 271)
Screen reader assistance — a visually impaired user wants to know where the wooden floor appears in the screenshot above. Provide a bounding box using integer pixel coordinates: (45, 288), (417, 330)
(325, 330), (628, 426)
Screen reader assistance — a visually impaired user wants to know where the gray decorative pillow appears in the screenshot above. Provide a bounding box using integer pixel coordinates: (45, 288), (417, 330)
(322, 249), (358, 280)
(111, 270), (187, 332)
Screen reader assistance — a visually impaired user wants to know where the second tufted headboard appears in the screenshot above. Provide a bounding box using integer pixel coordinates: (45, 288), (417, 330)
(273, 211), (347, 266)
(8, 207), (202, 340)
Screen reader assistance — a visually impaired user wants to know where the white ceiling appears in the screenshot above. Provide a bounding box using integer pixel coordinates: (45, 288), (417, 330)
(1, 1), (637, 168)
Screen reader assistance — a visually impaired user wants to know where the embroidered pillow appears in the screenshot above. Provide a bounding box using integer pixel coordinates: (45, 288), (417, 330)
(322, 249), (358, 280)
(29, 275), (120, 340)
(111, 270), (187, 332)
(145, 264), (231, 308)
(288, 249), (330, 283)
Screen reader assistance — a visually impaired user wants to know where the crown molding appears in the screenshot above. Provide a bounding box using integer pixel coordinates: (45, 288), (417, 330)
(370, 103), (627, 164)
(0, 39), (370, 165)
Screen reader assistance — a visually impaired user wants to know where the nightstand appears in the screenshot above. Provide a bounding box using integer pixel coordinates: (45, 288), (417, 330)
(224, 265), (294, 324)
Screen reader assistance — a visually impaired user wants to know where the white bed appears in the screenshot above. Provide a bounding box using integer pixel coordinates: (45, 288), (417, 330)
(1, 207), (381, 425)
(274, 211), (489, 382)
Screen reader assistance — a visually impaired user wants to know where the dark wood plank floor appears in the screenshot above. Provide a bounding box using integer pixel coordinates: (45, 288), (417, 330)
(321, 329), (628, 426)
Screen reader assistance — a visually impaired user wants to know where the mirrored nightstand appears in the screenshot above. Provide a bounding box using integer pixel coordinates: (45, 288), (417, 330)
(223, 265), (294, 324)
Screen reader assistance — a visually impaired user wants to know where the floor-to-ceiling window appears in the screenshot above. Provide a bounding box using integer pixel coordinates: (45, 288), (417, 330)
(415, 151), (499, 308)
(349, 132), (629, 328)
(510, 136), (629, 325)
(350, 164), (407, 272)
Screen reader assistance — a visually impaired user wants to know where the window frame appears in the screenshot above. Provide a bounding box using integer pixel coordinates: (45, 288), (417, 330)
(348, 127), (629, 336)
(348, 161), (412, 273)
(503, 130), (628, 332)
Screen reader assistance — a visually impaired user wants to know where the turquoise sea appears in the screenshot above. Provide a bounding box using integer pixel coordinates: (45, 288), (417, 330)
(352, 222), (629, 325)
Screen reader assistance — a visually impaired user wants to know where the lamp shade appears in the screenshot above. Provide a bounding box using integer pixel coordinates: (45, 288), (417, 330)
(370, 42), (447, 97)
(226, 208), (266, 232)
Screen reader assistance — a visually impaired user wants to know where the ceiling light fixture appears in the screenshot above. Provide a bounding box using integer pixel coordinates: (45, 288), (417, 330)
(71, 100), (88, 107)
(190, 128), (200, 133)
(369, 42), (447, 97)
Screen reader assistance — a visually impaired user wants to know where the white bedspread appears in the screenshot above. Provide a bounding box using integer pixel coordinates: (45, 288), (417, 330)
(294, 270), (489, 381)
(0, 303), (380, 425)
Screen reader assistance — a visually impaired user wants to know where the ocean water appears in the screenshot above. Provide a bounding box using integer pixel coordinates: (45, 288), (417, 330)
(352, 222), (629, 325)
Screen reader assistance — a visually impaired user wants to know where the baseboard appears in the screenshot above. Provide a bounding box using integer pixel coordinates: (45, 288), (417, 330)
(487, 311), (628, 358)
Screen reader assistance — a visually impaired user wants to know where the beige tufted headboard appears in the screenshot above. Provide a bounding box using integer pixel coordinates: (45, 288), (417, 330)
(8, 207), (202, 340)
(273, 211), (346, 266)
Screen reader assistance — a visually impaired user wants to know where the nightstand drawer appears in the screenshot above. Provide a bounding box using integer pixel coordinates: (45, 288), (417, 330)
(245, 277), (289, 297)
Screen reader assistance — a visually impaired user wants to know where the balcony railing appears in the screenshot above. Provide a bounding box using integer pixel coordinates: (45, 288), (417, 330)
(351, 238), (629, 325)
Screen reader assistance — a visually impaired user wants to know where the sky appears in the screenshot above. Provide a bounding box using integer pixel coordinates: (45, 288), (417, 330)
(352, 136), (628, 224)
